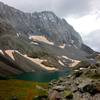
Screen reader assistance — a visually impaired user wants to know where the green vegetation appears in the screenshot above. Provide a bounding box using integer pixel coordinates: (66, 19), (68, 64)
(0, 80), (48, 100)
(74, 60), (91, 69)
(29, 51), (49, 58)
(85, 70), (100, 79)
(63, 90), (73, 99)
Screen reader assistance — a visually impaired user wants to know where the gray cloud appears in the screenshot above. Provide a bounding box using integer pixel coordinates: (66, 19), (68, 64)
(52, 0), (92, 17)
(0, 0), (98, 17)
(84, 30), (100, 52)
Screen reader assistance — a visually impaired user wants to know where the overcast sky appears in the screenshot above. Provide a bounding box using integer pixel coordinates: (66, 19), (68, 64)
(0, 0), (100, 52)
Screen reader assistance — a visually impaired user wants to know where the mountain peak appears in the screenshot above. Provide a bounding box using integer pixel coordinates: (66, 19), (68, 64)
(0, 2), (82, 47)
(38, 11), (56, 15)
(32, 11), (59, 24)
(0, 1), (94, 53)
(0, 1), (95, 78)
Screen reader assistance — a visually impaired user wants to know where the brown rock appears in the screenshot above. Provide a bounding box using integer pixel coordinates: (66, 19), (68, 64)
(49, 90), (61, 100)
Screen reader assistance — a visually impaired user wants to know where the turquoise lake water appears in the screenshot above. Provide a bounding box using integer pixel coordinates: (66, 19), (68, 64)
(16, 68), (70, 82)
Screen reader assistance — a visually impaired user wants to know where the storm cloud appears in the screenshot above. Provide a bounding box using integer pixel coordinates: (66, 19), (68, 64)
(0, 0), (99, 17)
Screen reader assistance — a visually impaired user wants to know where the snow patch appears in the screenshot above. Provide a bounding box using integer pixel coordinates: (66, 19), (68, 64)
(16, 33), (21, 37)
(74, 70), (79, 72)
(59, 44), (66, 49)
(73, 45), (78, 49)
(5, 50), (15, 60)
(58, 60), (65, 66)
(0, 50), (4, 55)
(62, 55), (80, 67)
(29, 35), (54, 45)
(79, 68), (86, 70)
(30, 42), (39, 45)
(2, 50), (58, 71)
(24, 56), (58, 71)
(0, 50), (58, 71)
(62, 56), (69, 60)
(70, 60), (80, 67)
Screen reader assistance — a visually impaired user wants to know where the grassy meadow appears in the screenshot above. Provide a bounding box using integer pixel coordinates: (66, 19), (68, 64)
(0, 80), (48, 100)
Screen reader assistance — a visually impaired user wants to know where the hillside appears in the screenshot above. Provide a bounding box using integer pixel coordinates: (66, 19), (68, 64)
(0, 1), (95, 77)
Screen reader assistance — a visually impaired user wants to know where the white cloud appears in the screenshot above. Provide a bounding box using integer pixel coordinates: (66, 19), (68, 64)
(66, 12), (100, 37)
(66, 11), (100, 52)
(84, 30), (100, 51)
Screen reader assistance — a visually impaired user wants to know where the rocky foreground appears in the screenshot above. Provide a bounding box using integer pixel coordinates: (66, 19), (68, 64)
(47, 61), (100, 100)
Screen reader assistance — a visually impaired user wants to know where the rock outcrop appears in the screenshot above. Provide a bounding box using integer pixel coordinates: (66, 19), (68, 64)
(49, 61), (100, 100)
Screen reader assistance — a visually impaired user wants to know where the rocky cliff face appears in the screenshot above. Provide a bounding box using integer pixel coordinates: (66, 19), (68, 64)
(48, 61), (100, 100)
(0, 2), (82, 48)
(0, 2), (95, 77)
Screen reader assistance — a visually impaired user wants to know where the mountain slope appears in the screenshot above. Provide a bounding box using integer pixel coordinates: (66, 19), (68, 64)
(0, 2), (82, 47)
(0, 2), (95, 77)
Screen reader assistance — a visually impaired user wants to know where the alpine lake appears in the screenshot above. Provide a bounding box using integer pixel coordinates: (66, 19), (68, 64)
(15, 68), (71, 82)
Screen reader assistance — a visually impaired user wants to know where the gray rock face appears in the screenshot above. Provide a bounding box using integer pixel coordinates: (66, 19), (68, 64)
(31, 11), (82, 47)
(0, 2), (82, 47)
(0, 18), (16, 36)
